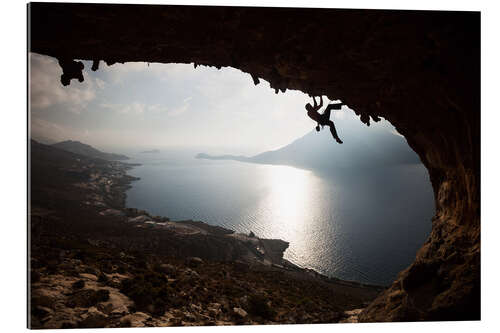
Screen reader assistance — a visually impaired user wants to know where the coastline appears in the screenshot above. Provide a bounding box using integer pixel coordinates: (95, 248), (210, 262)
(121, 159), (385, 291)
(30, 141), (385, 328)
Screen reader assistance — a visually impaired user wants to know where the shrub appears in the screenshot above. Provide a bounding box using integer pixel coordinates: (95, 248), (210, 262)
(66, 289), (110, 308)
(247, 294), (276, 320)
(97, 272), (109, 283)
(72, 279), (85, 289)
(120, 270), (170, 315)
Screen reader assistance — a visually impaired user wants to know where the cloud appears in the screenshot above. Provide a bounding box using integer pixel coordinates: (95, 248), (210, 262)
(98, 61), (169, 84)
(100, 102), (144, 114)
(31, 116), (106, 148)
(95, 78), (106, 89)
(147, 104), (168, 114)
(30, 117), (76, 143)
(167, 99), (190, 117)
(30, 53), (96, 114)
(121, 102), (146, 115)
(99, 101), (186, 116)
(28, 56), (319, 150)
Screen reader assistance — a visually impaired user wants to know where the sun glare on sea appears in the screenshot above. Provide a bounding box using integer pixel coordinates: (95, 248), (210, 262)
(260, 165), (314, 230)
(253, 165), (332, 268)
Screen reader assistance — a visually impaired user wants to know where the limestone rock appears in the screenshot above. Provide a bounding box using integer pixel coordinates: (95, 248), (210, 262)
(233, 307), (248, 318)
(119, 312), (150, 327)
(127, 215), (150, 223)
(99, 208), (124, 216)
(78, 306), (108, 328)
(186, 256), (203, 268)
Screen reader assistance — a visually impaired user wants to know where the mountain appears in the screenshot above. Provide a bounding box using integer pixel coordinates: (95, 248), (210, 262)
(52, 140), (129, 161)
(197, 114), (420, 171)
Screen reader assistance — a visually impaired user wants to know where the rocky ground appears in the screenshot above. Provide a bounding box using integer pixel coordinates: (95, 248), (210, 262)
(29, 140), (384, 328)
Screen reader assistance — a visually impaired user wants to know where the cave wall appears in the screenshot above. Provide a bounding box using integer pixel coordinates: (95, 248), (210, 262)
(29, 3), (480, 321)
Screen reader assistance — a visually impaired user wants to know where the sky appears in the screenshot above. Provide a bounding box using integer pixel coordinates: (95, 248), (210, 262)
(29, 52), (398, 155)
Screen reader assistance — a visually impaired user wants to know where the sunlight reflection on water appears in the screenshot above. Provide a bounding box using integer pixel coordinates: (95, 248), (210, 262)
(126, 153), (434, 285)
(250, 165), (333, 270)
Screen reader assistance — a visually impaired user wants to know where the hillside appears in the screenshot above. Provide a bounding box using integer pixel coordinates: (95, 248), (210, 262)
(52, 140), (129, 161)
(198, 114), (420, 171)
(30, 140), (383, 328)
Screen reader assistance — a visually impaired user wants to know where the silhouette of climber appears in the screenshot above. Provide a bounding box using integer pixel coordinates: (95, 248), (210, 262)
(305, 96), (343, 144)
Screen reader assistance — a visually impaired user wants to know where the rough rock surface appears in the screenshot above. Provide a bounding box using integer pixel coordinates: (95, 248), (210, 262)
(29, 4), (480, 321)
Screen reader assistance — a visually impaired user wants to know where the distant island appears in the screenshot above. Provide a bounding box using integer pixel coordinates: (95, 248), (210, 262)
(52, 140), (130, 161)
(140, 149), (161, 153)
(197, 116), (421, 171)
(195, 153), (250, 162)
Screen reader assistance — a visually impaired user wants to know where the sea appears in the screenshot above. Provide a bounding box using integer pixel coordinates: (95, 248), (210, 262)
(125, 149), (435, 286)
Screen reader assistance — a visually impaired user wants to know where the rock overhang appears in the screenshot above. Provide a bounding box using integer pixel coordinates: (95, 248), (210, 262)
(29, 3), (480, 321)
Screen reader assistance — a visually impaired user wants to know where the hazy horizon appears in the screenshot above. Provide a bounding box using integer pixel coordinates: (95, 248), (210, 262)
(29, 52), (403, 156)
